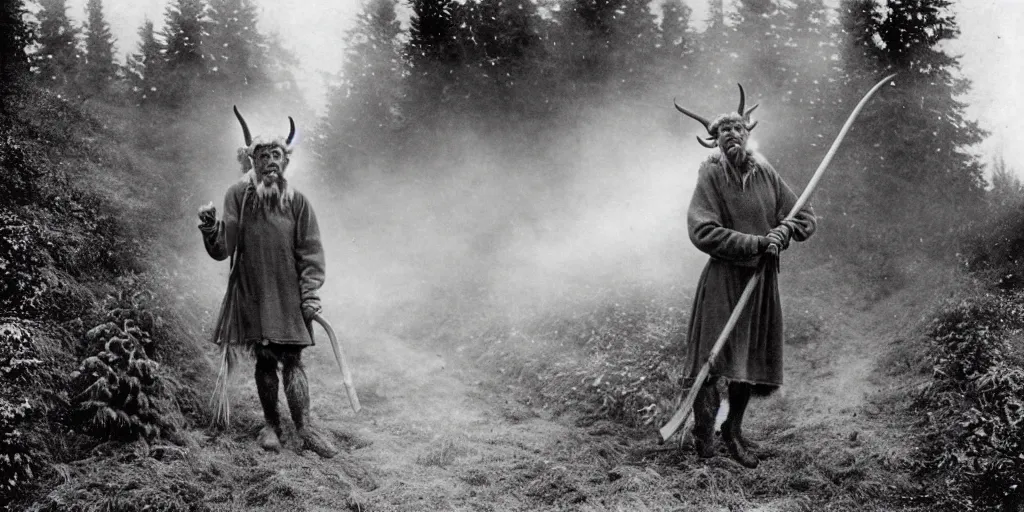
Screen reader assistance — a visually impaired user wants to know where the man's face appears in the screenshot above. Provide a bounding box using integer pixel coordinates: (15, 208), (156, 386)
(716, 120), (748, 160)
(253, 145), (289, 185)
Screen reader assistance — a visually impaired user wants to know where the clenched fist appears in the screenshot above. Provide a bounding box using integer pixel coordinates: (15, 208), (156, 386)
(198, 202), (217, 230)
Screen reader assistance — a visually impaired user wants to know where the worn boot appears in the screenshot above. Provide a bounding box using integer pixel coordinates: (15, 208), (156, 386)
(691, 383), (718, 459)
(283, 351), (338, 459)
(721, 382), (759, 469)
(255, 354), (283, 452)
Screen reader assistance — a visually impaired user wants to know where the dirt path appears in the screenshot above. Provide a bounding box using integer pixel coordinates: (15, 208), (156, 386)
(183, 285), (931, 512)
(76, 266), (946, 512)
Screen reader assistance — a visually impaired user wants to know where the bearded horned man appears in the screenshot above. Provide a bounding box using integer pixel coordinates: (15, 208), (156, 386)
(676, 85), (816, 468)
(197, 107), (338, 458)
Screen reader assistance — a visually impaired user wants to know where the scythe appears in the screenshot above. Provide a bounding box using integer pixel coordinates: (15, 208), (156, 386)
(658, 73), (897, 443)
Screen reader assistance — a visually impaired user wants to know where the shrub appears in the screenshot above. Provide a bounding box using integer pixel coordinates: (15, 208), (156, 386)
(70, 292), (174, 442)
(0, 322), (42, 497)
(0, 397), (34, 496)
(0, 209), (49, 317)
(0, 129), (42, 205)
(915, 293), (1024, 511)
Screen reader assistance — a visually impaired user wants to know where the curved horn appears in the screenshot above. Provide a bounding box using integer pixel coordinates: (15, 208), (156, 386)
(674, 98), (712, 133)
(697, 136), (718, 149)
(233, 105), (252, 147)
(744, 103), (759, 119)
(286, 116), (296, 146)
(745, 120), (759, 132)
(737, 83), (746, 115)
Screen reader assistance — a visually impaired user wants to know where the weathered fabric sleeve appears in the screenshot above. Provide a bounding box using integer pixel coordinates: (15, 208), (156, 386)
(688, 164), (766, 261)
(294, 195), (326, 312)
(770, 165), (816, 242)
(201, 187), (242, 261)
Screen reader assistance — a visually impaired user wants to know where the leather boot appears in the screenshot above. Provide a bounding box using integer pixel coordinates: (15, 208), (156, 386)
(255, 354), (283, 452)
(691, 383), (718, 459)
(721, 382), (759, 468)
(283, 352), (338, 459)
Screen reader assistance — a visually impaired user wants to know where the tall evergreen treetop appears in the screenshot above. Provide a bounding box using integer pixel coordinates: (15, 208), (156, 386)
(206, 0), (268, 91)
(0, 0), (35, 96)
(83, 0), (118, 95)
(163, 0), (207, 72)
(125, 18), (164, 105)
(35, 0), (81, 87)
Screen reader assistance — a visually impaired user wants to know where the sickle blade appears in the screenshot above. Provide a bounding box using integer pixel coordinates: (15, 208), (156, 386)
(312, 313), (361, 413)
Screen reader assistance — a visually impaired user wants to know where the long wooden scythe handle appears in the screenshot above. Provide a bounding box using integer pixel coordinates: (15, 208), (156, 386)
(312, 312), (362, 413)
(659, 73), (897, 443)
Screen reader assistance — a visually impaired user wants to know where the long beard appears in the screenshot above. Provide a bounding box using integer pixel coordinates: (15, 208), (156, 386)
(254, 177), (292, 212)
(724, 142), (748, 168)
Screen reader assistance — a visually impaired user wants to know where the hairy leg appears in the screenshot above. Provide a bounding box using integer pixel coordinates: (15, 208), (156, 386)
(691, 381), (719, 459)
(254, 347), (283, 451)
(281, 348), (310, 430)
(281, 347), (337, 458)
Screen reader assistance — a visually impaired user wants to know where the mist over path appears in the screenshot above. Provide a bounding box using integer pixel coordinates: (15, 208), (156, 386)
(180, 262), (945, 511)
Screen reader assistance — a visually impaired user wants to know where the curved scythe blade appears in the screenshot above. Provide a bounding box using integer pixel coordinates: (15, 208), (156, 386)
(312, 312), (361, 413)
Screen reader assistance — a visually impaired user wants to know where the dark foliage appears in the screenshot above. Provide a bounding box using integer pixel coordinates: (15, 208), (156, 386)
(0, 0), (34, 99)
(915, 293), (1024, 510)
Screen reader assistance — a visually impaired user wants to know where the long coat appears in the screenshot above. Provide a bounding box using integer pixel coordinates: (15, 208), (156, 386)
(202, 173), (326, 347)
(683, 152), (815, 389)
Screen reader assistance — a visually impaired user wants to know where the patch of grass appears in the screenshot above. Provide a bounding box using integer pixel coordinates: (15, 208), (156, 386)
(416, 434), (471, 468)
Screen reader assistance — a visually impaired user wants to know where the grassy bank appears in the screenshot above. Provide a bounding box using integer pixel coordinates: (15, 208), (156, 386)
(0, 89), (215, 510)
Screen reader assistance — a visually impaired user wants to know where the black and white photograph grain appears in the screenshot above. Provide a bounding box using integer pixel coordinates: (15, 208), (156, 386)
(1, 0), (1022, 510)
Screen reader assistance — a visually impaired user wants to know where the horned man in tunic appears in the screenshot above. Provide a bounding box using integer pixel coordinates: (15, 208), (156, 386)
(197, 107), (338, 458)
(675, 85), (816, 468)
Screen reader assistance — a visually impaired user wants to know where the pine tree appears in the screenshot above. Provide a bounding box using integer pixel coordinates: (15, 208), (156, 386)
(82, 0), (117, 98)
(551, 0), (660, 98)
(316, 0), (405, 174)
(867, 0), (985, 244)
(406, 0), (460, 124)
(760, 0), (835, 183)
(660, 0), (693, 61)
(125, 19), (164, 106)
(162, 0), (207, 104)
(825, 0), (985, 254)
(0, 0), (34, 98)
(34, 0), (81, 88)
(447, 0), (546, 120)
(205, 0), (266, 92)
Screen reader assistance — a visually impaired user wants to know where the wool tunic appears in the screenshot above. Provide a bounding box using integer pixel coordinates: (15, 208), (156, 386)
(683, 152), (815, 389)
(202, 176), (325, 347)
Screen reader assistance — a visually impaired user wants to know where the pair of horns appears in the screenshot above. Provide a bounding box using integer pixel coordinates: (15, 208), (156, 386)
(233, 105), (295, 147)
(673, 84), (759, 148)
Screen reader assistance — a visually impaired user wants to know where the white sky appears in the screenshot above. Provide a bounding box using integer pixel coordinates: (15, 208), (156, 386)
(63, 0), (1024, 175)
